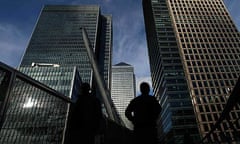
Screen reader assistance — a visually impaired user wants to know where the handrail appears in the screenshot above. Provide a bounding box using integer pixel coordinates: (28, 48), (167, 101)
(82, 28), (121, 123)
(200, 76), (240, 143)
(0, 61), (73, 103)
(0, 61), (132, 144)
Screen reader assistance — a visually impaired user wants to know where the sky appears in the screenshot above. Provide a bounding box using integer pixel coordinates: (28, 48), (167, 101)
(0, 0), (240, 94)
(224, 0), (240, 31)
(0, 0), (152, 93)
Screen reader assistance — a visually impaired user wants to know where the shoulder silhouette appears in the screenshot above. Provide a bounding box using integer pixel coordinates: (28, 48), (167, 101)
(125, 82), (161, 126)
(125, 82), (161, 144)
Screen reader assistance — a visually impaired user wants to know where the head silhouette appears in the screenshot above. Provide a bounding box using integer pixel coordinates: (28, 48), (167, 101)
(140, 82), (150, 95)
(81, 82), (91, 95)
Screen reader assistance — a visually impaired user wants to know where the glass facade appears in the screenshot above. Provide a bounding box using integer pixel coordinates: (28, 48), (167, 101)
(20, 5), (112, 87)
(143, 0), (240, 143)
(19, 66), (81, 101)
(0, 79), (67, 143)
(0, 66), (79, 143)
(18, 4), (113, 120)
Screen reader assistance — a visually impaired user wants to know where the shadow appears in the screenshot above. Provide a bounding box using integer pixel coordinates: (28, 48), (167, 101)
(65, 83), (102, 144)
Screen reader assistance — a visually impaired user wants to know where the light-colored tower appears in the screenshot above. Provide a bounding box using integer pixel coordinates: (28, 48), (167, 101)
(111, 62), (136, 129)
(143, 0), (240, 143)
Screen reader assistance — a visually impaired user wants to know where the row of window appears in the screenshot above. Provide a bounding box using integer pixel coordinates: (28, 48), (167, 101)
(170, 0), (223, 6)
(193, 87), (233, 97)
(200, 111), (240, 131)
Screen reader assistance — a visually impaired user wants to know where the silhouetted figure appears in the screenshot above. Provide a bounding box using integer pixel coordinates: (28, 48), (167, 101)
(66, 83), (102, 144)
(125, 82), (161, 144)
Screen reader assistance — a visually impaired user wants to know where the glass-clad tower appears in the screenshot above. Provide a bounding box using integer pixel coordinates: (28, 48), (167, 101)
(20, 4), (113, 121)
(20, 5), (112, 88)
(143, 0), (240, 143)
(111, 62), (136, 129)
(0, 5), (113, 144)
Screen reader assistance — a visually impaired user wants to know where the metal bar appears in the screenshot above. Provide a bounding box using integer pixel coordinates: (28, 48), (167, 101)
(81, 28), (117, 121)
(200, 76), (240, 143)
(16, 72), (72, 103)
(0, 62), (72, 104)
(0, 68), (16, 129)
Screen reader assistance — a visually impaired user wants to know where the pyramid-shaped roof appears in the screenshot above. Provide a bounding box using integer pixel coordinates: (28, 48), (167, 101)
(114, 62), (131, 66)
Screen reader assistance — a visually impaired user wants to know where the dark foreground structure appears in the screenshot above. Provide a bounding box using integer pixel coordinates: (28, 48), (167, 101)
(0, 60), (239, 144)
(0, 62), (132, 144)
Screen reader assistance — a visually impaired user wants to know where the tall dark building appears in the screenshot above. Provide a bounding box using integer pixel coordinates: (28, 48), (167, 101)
(20, 5), (112, 88)
(0, 5), (113, 143)
(143, 0), (240, 143)
(20, 4), (114, 121)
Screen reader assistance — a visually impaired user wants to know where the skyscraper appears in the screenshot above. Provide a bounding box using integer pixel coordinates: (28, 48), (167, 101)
(0, 5), (114, 143)
(143, 0), (240, 143)
(20, 5), (112, 88)
(111, 62), (136, 129)
(19, 4), (114, 118)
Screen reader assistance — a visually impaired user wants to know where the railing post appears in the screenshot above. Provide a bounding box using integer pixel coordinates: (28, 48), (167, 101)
(0, 67), (16, 130)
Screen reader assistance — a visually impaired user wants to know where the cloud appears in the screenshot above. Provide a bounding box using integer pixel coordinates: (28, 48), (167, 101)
(0, 23), (27, 68)
(103, 0), (151, 92)
(112, 3), (150, 77)
(67, 0), (150, 79)
(102, 0), (111, 2)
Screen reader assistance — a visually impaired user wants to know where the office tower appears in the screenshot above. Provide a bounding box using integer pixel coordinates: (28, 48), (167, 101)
(0, 5), (113, 143)
(111, 62), (136, 129)
(20, 5), (112, 88)
(20, 4), (114, 120)
(143, 0), (240, 143)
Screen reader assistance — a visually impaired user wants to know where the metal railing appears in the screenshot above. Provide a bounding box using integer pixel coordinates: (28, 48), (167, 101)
(0, 61), (72, 143)
(200, 77), (240, 143)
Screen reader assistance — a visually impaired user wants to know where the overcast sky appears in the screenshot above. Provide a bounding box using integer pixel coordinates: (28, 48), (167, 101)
(0, 0), (239, 94)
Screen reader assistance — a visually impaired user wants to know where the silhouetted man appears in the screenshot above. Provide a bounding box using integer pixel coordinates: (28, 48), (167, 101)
(125, 82), (161, 144)
(66, 83), (102, 144)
